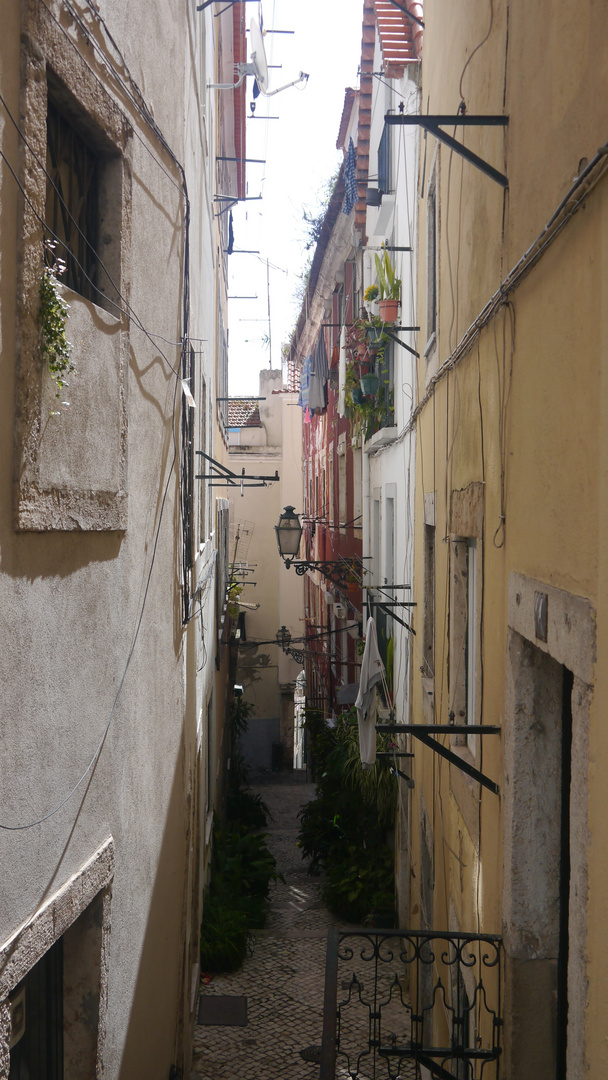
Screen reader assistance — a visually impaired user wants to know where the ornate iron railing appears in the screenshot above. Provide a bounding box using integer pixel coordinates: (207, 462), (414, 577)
(320, 928), (502, 1080)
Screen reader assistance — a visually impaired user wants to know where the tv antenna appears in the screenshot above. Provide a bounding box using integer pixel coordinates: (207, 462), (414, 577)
(209, 19), (308, 96)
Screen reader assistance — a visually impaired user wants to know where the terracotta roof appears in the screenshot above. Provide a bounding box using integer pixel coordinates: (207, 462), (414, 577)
(355, 0), (376, 238)
(227, 400), (262, 427)
(375, 1), (423, 74)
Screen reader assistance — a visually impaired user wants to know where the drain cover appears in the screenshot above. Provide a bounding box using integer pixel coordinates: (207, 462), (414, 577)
(299, 1045), (322, 1064)
(197, 995), (248, 1026)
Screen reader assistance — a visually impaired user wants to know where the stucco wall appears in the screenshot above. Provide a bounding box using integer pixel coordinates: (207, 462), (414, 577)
(0, 2), (220, 1077)
(227, 372), (303, 767)
(409, 0), (608, 1072)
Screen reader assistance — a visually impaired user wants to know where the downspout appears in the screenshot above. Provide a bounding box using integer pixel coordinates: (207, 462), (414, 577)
(362, 439), (370, 616)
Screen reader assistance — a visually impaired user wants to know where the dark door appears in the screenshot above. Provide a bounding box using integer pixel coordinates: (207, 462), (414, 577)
(9, 936), (63, 1080)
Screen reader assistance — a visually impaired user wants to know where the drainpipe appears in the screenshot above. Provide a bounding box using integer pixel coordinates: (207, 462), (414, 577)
(362, 439), (370, 612)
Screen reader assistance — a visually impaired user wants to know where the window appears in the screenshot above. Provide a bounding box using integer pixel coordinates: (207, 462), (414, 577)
(372, 494), (381, 585)
(337, 435), (347, 527)
(15, 16), (131, 531)
(378, 123), (391, 195)
(215, 500), (230, 634)
(45, 72), (123, 313)
(385, 493), (395, 586)
(46, 98), (99, 302)
(450, 538), (478, 750)
(422, 521), (436, 677)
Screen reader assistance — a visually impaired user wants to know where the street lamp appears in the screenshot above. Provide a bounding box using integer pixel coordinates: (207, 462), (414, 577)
(275, 625), (305, 665)
(275, 506), (364, 590)
(275, 625), (292, 651)
(275, 505), (303, 566)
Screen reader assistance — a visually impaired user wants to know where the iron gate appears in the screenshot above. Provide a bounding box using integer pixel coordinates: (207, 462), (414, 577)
(320, 928), (502, 1080)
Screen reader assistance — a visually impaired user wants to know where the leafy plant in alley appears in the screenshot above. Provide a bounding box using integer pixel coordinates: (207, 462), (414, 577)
(297, 708), (397, 924)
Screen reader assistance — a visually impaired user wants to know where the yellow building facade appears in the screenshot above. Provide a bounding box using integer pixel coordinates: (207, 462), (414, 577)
(408, 1), (608, 1075)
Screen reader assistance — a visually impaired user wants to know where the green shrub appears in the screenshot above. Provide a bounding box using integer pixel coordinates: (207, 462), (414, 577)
(200, 819), (283, 971)
(297, 709), (397, 923)
(321, 843), (395, 924)
(200, 892), (249, 973)
(226, 787), (269, 828)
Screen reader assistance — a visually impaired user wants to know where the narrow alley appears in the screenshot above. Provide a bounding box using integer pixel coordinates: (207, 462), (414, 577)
(191, 777), (340, 1079)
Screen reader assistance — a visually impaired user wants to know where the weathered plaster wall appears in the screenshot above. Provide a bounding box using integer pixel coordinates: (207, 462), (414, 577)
(0, 1), (220, 1077)
(228, 371), (303, 767)
(409, 0), (608, 1072)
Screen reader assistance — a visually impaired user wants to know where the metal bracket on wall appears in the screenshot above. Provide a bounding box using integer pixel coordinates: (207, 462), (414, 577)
(195, 451), (279, 492)
(365, 587), (416, 634)
(384, 327), (419, 358)
(384, 114), (509, 188)
(376, 724), (501, 794)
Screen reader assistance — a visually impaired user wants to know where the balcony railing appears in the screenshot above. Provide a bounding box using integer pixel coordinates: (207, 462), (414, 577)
(320, 928), (502, 1080)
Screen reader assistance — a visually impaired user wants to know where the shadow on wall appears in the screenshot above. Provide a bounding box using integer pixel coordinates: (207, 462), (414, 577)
(118, 727), (191, 1080)
(0, 530), (124, 581)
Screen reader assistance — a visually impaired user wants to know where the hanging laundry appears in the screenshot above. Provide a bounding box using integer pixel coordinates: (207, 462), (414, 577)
(342, 137), (357, 216)
(308, 331), (329, 413)
(355, 617), (384, 767)
(338, 324), (347, 417)
(298, 354), (312, 411)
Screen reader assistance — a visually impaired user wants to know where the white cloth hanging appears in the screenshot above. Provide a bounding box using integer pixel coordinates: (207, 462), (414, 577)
(355, 617), (384, 767)
(338, 324), (347, 418)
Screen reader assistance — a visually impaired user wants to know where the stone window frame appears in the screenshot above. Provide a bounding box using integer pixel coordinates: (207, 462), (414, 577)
(448, 483), (484, 753)
(0, 838), (114, 1078)
(14, 4), (132, 532)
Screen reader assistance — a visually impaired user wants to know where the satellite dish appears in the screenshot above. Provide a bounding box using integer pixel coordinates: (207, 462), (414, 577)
(208, 17), (308, 96)
(249, 19), (270, 95)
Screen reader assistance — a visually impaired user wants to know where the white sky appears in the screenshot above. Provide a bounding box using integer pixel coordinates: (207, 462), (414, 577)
(227, 1), (364, 395)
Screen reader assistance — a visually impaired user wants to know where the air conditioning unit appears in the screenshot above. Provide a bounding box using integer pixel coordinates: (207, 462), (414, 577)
(334, 602), (347, 619)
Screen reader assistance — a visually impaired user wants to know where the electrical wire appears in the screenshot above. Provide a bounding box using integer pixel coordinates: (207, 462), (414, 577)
(0, 0), (203, 828)
(0, 374), (180, 831)
(371, 137), (608, 459)
(0, 94), (183, 376)
(458, 0), (495, 108)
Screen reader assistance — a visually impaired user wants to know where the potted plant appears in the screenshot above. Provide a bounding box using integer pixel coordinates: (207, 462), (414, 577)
(374, 249), (401, 322)
(360, 372), (380, 395)
(364, 313), (389, 349)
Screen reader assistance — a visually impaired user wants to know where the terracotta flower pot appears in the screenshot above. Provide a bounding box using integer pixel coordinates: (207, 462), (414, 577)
(378, 298), (399, 322)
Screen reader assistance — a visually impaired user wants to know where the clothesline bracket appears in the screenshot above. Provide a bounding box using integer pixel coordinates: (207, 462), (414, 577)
(196, 451), (279, 493)
(384, 328), (419, 358)
(384, 113), (509, 188)
(376, 724), (501, 794)
(365, 587), (417, 634)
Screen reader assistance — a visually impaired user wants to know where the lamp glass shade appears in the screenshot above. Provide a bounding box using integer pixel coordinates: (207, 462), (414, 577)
(275, 505), (303, 559)
(276, 625), (292, 650)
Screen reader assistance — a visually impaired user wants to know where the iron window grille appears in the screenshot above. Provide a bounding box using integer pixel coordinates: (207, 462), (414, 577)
(45, 98), (100, 302)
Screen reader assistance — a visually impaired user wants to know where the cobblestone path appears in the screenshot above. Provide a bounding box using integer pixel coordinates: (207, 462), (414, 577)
(191, 777), (342, 1080)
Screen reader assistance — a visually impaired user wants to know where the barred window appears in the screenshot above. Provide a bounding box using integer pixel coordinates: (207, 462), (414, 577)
(45, 97), (100, 302)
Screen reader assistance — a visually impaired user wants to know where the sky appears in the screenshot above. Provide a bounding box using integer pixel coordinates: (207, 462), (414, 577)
(227, 1), (364, 395)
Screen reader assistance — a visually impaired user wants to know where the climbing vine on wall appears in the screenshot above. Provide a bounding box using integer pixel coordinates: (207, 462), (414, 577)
(38, 243), (75, 402)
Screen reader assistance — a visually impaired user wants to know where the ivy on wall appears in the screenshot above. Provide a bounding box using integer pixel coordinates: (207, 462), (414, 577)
(38, 244), (75, 403)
